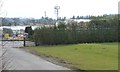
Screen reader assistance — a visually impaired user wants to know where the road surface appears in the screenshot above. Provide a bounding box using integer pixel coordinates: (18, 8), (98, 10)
(1, 41), (70, 70)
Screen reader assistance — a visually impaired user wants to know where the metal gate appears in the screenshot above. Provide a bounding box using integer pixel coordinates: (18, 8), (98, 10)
(1, 40), (24, 48)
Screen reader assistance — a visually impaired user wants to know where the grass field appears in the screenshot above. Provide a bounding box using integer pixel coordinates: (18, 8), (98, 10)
(28, 42), (118, 70)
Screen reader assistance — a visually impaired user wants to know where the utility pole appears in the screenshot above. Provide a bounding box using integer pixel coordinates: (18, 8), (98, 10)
(44, 11), (47, 25)
(44, 11), (46, 18)
(54, 5), (60, 21)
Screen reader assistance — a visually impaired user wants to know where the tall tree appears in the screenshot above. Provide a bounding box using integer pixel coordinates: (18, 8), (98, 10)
(71, 16), (75, 19)
(25, 26), (33, 38)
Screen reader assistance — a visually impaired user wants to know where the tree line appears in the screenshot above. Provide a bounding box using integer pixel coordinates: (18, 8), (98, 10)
(25, 14), (118, 46)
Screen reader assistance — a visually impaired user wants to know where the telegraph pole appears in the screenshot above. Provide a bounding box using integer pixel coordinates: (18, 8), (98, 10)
(44, 11), (46, 18)
(44, 11), (47, 25)
(54, 5), (60, 21)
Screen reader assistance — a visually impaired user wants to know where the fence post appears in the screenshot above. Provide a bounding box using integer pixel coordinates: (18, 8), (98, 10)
(24, 37), (25, 46)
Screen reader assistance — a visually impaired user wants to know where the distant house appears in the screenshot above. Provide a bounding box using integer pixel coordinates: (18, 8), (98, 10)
(64, 19), (91, 24)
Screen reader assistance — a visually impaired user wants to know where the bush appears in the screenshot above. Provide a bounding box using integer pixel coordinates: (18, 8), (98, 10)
(33, 15), (118, 45)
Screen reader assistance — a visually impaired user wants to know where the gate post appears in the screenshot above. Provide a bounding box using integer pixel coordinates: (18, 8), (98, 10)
(23, 37), (25, 47)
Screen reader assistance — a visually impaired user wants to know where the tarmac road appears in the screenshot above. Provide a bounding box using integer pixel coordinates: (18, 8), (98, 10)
(2, 41), (70, 70)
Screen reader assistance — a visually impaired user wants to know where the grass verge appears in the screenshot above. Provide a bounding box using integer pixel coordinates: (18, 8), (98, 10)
(24, 42), (118, 70)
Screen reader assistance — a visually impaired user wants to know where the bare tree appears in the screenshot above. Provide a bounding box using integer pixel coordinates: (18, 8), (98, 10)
(0, 46), (2, 71)
(2, 46), (14, 71)
(0, 0), (12, 71)
(0, 0), (4, 71)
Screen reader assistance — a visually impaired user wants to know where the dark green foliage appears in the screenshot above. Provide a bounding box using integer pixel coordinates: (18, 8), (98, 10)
(57, 22), (66, 30)
(33, 15), (118, 45)
(118, 14), (120, 42)
(25, 26), (33, 38)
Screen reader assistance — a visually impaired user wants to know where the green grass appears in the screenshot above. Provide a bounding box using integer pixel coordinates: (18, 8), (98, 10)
(28, 42), (118, 70)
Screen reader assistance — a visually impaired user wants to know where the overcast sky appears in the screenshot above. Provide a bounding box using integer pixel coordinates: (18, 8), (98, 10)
(1, 0), (120, 19)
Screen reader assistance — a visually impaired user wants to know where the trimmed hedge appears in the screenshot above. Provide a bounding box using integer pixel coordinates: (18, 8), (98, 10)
(33, 15), (118, 45)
